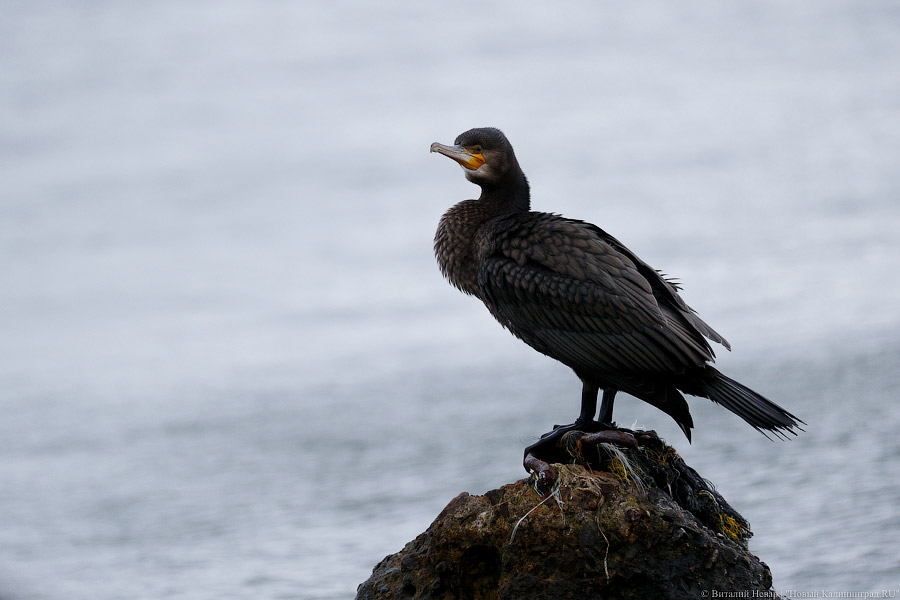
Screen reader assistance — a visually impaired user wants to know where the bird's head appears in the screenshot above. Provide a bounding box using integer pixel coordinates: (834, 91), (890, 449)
(430, 127), (518, 188)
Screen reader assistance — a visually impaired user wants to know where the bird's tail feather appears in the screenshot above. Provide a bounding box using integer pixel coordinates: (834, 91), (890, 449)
(686, 367), (804, 439)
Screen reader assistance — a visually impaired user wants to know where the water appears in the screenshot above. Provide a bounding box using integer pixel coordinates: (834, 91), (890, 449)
(2, 1), (899, 598)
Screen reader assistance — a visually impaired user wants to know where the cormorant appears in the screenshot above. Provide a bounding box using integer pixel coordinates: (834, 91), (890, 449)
(430, 127), (802, 459)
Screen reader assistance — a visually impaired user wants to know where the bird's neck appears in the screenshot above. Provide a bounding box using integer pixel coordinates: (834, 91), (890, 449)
(479, 169), (531, 213)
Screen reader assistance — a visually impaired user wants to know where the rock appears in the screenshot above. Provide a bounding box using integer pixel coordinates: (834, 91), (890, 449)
(356, 430), (781, 600)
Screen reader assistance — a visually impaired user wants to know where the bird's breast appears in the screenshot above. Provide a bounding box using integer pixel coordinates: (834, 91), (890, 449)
(434, 200), (499, 297)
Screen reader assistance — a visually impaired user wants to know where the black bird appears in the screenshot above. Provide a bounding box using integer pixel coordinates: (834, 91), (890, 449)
(430, 127), (802, 455)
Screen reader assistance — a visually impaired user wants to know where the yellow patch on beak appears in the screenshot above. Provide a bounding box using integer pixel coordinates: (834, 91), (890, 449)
(464, 151), (485, 170)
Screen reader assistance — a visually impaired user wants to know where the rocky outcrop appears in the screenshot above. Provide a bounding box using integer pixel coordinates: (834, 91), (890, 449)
(356, 430), (780, 600)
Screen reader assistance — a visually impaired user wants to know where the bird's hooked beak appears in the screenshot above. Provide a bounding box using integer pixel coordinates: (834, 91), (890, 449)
(430, 142), (485, 171)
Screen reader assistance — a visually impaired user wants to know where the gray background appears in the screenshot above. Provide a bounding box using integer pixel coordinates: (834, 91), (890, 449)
(2, 1), (898, 598)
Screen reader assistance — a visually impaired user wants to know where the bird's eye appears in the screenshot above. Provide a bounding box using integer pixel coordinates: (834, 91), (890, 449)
(473, 145), (483, 154)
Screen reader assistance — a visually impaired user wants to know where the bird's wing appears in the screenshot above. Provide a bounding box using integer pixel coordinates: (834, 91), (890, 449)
(477, 216), (716, 376)
(594, 225), (731, 351)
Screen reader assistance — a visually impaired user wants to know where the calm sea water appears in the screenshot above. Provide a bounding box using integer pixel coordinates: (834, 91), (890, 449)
(1, 1), (899, 598)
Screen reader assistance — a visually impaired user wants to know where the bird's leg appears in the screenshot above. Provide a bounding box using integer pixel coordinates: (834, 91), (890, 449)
(523, 384), (637, 488)
(596, 388), (616, 427)
(573, 381), (599, 429)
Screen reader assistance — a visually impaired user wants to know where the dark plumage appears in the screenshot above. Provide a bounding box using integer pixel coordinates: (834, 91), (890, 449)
(431, 127), (803, 443)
